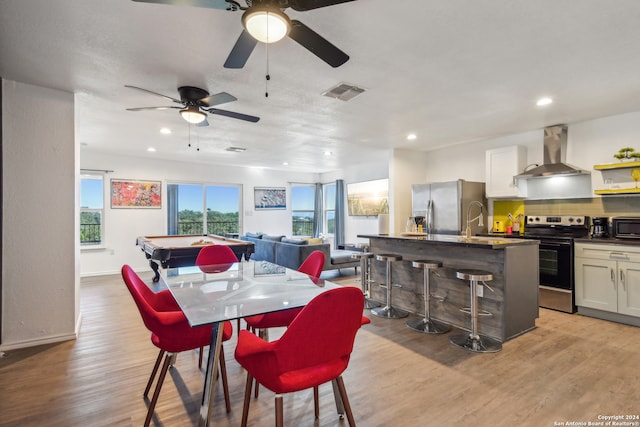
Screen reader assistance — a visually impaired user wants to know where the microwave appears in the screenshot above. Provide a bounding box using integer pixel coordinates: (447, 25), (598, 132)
(611, 217), (640, 239)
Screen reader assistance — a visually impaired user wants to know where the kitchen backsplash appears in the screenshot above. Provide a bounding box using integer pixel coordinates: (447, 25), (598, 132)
(524, 197), (640, 217)
(491, 197), (640, 233)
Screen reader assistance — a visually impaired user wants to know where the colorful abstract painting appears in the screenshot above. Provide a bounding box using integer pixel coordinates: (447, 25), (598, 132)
(111, 179), (161, 208)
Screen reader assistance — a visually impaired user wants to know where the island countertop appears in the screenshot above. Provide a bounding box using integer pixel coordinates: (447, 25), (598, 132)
(358, 233), (539, 249)
(358, 233), (539, 342)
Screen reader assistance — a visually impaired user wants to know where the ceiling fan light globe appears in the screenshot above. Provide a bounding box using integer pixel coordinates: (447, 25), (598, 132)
(243, 7), (290, 44)
(180, 107), (206, 124)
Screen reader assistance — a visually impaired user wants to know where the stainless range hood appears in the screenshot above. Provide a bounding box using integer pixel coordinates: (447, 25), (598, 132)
(514, 124), (590, 179)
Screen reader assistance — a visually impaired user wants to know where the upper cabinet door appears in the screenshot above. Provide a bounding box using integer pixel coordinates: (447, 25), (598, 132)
(486, 146), (527, 198)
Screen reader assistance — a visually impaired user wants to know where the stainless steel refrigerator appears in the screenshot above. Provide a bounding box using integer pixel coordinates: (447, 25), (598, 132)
(411, 179), (487, 235)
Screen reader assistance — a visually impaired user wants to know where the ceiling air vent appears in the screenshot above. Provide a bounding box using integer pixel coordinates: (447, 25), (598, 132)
(322, 82), (365, 101)
(226, 146), (246, 152)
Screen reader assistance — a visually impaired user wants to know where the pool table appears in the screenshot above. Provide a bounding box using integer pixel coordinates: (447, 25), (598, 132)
(136, 234), (255, 282)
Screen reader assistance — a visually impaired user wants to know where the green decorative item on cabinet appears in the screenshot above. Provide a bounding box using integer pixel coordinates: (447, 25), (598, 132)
(613, 147), (640, 161)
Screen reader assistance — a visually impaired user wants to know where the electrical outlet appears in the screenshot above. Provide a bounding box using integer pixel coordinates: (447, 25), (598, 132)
(477, 284), (484, 298)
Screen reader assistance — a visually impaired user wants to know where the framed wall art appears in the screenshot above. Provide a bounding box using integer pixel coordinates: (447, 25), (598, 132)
(254, 187), (286, 210)
(110, 179), (161, 208)
(347, 178), (389, 216)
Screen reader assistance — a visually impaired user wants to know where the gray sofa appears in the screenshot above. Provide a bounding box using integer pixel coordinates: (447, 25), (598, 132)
(240, 233), (360, 272)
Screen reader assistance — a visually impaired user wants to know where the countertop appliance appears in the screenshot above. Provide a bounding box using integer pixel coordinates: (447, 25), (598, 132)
(611, 217), (640, 239)
(411, 179), (487, 235)
(524, 215), (590, 313)
(591, 216), (609, 238)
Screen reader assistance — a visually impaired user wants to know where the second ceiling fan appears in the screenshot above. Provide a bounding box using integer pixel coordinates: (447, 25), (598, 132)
(132, 0), (356, 68)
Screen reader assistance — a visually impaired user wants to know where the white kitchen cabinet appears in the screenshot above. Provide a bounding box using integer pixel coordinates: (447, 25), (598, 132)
(575, 243), (640, 322)
(485, 146), (527, 198)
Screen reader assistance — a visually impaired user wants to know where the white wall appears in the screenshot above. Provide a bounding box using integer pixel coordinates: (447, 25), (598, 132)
(80, 150), (319, 276)
(2, 80), (78, 350)
(389, 149), (431, 234)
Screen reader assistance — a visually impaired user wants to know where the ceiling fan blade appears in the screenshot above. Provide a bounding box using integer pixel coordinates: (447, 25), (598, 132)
(131, 0), (232, 10)
(196, 117), (210, 127)
(125, 85), (182, 104)
(224, 30), (258, 69)
(126, 106), (181, 111)
(289, 0), (356, 12)
(288, 20), (349, 67)
(206, 108), (260, 123)
(199, 92), (238, 107)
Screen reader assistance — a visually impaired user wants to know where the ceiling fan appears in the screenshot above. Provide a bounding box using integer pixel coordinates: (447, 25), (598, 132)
(125, 85), (260, 126)
(131, 0), (356, 68)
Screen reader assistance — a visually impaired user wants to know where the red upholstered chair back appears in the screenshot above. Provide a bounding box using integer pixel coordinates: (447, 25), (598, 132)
(298, 250), (325, 278)
(273, 286), (364, 375)
(196, 245), (239, 273)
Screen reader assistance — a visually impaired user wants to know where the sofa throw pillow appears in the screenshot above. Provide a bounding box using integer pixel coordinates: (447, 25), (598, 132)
(306, 237), (323, 245)
(282, 238), (307, 245)
(262, 235), (285, 242)
(246, 232), (263, 239)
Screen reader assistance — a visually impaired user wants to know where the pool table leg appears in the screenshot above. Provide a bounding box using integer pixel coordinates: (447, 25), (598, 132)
(149, 260), (161, 283)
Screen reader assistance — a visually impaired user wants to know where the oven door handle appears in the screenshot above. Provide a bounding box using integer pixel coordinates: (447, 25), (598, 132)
(539, 242), (572, 248)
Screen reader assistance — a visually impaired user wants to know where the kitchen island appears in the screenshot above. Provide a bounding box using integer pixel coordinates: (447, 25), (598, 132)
(358, 233), (539, 342)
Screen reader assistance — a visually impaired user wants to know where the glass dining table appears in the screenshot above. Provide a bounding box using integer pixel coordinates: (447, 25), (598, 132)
(160, 259), (342, 427)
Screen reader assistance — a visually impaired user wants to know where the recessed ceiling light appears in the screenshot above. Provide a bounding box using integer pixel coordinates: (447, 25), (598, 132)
(323, 151), (332, 156)
(160, 127), (171, 134)
(407, 133), (417, 141)
(147, 147), (156, 152)
(283, 162), (289, 166)
(536, 97), (553, 107)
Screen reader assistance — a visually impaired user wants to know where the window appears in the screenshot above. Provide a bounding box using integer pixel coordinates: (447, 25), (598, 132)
(324, 183), (336, 235)
(167, 183), (241, 236)
(291, 185), (315, 236)
(80, 174), (104, 245)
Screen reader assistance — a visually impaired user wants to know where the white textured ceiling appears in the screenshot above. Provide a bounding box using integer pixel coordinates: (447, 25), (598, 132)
(2, 0), (640, 173)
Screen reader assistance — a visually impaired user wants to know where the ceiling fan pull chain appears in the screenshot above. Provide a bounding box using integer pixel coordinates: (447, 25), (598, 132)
(188, 123), (192, 148)
(265, 36), (270, 98)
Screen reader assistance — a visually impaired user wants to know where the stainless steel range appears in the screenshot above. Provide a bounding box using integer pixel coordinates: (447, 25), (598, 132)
(524, 215), (590, 313)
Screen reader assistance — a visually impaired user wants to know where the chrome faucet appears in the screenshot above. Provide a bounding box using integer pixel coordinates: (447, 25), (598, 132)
(465, 201), (484, 238)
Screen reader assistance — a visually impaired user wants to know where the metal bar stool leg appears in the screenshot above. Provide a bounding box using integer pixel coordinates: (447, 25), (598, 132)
(371, 254), (408, 319)
(406, 260), (450, 334)
(352, 252), (381, 309)
(449, 269), (502, 353)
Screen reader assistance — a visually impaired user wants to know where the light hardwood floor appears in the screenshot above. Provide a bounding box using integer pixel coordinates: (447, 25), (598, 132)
(1, 271), (639, 427)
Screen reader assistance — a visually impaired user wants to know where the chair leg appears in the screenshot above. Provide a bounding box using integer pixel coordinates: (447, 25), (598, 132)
(241, 373), (254, 427)
(275, 394), (284, 427)
(219, 346), (231, 413)
(253, 328), (267, 398)
(314, 386), (319, 419)
(144, 352), (172, 427)
(335, 376), (356, 427)
(198, 346), (204, 369)
(144, 349), (165, 397)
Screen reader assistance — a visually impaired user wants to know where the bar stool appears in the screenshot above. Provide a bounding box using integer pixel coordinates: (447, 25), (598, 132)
(371, 254), (408, 319)
(406, 260), (450, 334)
(351, 252), (381, 309)
(449, 269), (502, 353)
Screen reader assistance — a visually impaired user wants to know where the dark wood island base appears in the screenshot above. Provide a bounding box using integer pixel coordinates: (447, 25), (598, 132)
(358, 234), (540, 343)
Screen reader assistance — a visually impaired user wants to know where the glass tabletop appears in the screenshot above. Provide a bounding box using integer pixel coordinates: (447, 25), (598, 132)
(160, 260), (340, 327)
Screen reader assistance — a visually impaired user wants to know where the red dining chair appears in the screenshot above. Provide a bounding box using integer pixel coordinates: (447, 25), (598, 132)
(235, 286), (366, 427)
(121, 265), (233, 426)
(196, 243), (242, 338)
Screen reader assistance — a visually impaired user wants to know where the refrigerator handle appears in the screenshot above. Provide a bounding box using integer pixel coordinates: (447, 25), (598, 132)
(426, 200), (433, 234)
